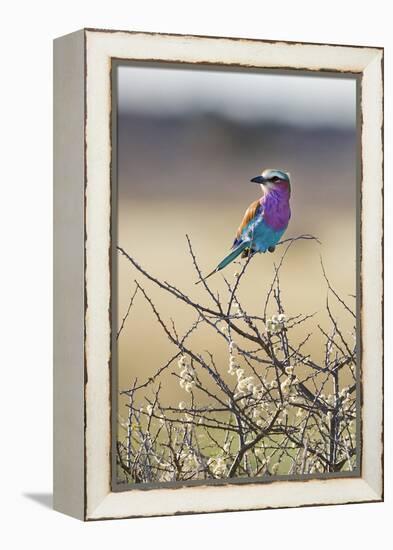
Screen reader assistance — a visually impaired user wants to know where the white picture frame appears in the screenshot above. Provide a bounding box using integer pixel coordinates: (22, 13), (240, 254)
(53, 28), (383, 520)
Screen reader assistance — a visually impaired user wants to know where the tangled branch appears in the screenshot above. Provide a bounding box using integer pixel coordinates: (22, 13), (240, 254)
(116, 236), (357, 484)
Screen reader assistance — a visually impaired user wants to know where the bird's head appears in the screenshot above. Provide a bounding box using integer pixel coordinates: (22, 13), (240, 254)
(250, 169), (291, 194)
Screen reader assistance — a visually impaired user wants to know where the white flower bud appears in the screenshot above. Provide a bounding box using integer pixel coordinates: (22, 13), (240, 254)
(236, 368), (244, 380)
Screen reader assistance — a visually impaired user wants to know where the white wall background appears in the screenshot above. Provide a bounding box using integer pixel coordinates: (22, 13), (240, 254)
(0, 1), (391, 548)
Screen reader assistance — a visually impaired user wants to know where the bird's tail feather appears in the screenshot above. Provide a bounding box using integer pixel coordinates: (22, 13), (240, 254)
(195, 242), (249, 285)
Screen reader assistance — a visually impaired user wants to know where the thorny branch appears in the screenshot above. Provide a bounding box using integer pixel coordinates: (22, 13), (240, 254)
(116, 236), (357, 484)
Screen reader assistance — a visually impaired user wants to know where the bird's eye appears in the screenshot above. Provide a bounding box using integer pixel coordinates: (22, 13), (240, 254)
(271, 176), (280, 182)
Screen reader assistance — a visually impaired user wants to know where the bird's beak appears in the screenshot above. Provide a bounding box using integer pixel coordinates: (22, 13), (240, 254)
(250, 175), (267, 184)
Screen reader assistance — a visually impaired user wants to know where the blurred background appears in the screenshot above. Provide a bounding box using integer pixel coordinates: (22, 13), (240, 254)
(116, 63), (358, 405)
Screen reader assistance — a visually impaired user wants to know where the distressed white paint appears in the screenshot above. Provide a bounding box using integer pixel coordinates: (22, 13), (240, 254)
(83, 29), (383, 520)
(359, 51), (384, 498)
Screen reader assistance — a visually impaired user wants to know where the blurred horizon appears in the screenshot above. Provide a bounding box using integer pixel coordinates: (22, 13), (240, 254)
(118, 64), (357, 127)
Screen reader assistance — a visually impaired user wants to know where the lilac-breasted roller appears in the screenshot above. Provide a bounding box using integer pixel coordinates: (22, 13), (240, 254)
(196, 168), (291, 284)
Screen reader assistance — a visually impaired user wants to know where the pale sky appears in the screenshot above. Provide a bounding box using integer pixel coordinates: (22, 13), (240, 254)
(118, 65), (357, 127)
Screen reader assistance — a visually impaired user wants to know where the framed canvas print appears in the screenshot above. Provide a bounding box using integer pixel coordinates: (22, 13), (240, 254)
(53, 28), (383, 520)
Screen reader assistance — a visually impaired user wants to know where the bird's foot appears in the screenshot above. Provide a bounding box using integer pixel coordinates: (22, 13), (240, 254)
(241, 248), (251, 258)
